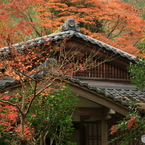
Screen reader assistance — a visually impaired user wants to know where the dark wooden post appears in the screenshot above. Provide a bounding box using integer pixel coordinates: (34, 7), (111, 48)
(101, 120), (108, 145)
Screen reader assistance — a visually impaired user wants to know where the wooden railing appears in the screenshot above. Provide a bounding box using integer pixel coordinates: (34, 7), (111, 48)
(73, 61), (130, 80)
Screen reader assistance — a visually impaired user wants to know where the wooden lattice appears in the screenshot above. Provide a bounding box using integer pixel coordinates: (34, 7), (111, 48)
(73, 61), (130, 79)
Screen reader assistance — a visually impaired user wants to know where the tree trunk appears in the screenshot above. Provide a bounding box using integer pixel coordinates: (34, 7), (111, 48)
(21, 115), (25, 135)
(50, 138), (54, 145)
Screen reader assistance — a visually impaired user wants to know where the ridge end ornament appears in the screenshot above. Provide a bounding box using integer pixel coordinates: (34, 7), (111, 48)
(62, 18), (80, 32)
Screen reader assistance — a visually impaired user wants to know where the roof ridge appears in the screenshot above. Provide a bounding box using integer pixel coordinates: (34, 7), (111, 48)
(0, 18), (137, 62)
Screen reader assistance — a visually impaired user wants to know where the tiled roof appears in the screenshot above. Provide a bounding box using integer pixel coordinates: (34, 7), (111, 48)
(70, 78), (145, 106)
(1, 77), (145, 107)
(0, 18), (141, 106)
(0, 18), (137, 62)
(0, 80), (18, 90)
(0, 70), (145, 107)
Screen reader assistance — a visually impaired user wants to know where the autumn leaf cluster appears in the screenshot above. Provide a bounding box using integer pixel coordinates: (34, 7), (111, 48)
(0, 0), (145, 55)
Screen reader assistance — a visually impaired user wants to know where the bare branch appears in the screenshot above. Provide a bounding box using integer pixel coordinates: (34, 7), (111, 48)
(24, 81), (37, 115)
(0, 99), (24, 116)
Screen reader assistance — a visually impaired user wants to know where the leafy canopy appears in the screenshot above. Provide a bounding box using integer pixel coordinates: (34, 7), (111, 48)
(0, 0), (145, 55)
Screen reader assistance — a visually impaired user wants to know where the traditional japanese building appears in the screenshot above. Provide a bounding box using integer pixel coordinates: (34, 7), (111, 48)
(0, 18), (144, 145)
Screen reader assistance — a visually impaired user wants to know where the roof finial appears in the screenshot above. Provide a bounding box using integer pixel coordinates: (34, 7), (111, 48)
(62, 18), (80, 32)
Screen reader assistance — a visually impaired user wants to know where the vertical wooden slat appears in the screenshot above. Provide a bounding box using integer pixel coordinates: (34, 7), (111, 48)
(118, 67), (120, 79)
(86, 123), (89, 145)
(103, 62), (105, 78)
(95, 67), (97, 77)
(101, 61), (103, 78)
(73, 61), (130, 80)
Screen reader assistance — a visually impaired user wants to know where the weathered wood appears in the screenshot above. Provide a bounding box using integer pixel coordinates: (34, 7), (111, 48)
(73, 60), (130, 80)
(67, 82), (129, 116)
(101, 120), (108, 145)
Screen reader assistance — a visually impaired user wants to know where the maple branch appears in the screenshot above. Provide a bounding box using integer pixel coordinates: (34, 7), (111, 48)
(114, 25), (126, 38)
(107, 21), (120, 39)
(26, 12), (42, 37)
(133, 39), (140, 47)
(24, 81), (37, 115)
(24, 76), (56, 116)
(36, 78), (56, 96)
(0, 99), (24, 116)
(12, 0), (41, 37)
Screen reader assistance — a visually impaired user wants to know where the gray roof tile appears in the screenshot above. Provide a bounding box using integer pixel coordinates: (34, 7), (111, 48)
(0, 76), (145, 107)
(0, 31), (137, 63)
(69, 77), (145, 106)
(0, 80), (18, 90)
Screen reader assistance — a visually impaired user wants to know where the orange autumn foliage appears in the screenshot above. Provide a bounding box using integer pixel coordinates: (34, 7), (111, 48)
(127, 116), (138, 130)
(0, 0), (145, 56)
(33, 0), (145, 55)
(0, 0), (145, 55)
(0, 95), (18, 132)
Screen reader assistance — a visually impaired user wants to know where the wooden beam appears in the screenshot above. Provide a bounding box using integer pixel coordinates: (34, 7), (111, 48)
(67, 82), (129, 116)
(74, 107), (104, 120)
(66, 40), (132, 70)
(74, 108), (116, 121)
